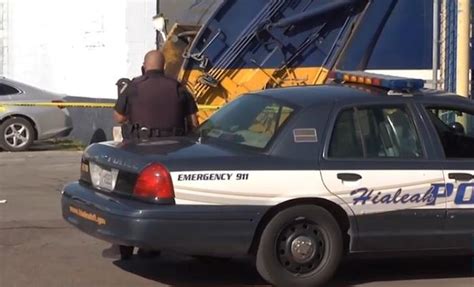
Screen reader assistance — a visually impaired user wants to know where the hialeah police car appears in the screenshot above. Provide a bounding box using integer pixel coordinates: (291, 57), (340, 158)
(62, 71), (474, 287)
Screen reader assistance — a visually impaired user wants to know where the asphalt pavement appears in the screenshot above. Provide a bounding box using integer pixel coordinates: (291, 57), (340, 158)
(0, 149), (473, 287)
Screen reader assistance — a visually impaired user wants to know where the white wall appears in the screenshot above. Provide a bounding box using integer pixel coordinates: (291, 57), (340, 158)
(0, 0), (9, 75)
(6, 0), (156, 99)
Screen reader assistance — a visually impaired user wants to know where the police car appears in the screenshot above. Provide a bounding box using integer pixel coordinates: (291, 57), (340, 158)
(62, 71), (474, 287)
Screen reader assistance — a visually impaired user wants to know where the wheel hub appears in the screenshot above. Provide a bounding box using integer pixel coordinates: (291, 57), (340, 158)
(290, 235), (317, 263)
(276, 220), (326, 275)
(4, 123), (29, 148)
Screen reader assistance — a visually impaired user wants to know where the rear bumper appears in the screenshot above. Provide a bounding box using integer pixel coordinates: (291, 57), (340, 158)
(61, 182), (267, 256)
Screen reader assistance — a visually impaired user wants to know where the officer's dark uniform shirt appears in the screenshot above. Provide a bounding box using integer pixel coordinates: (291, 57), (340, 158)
(114, 70), (198, 132)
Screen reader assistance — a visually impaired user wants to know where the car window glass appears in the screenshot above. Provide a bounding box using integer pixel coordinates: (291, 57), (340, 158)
(329, 106), (423, 159)
(199, 95), (295, 149)
(328, 109), (364, 158)
(425, 107), (474, 158)
(0, 84), (20, 96)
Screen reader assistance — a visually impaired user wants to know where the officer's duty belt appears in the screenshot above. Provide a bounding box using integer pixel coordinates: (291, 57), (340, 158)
(132, 126), (185, 139)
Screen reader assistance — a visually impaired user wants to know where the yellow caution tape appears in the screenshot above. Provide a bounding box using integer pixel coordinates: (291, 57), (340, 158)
(0, 102), (115, 108)
(198, 104), (221, 110)
(0, 102), (221, 110)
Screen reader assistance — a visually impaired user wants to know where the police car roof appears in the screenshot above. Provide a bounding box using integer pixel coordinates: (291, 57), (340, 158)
(254, 83), (472, 107)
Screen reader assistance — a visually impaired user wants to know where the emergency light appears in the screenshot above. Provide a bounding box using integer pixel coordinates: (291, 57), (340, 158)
(328, 70), (425, 91)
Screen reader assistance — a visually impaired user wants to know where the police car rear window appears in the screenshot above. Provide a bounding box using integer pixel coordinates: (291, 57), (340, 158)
(199, 95), (295, 149)
(425, 107), (474, 158)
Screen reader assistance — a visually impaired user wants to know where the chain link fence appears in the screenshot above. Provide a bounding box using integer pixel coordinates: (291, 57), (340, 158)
(437, 0), (458, 92)
(437, 0), (473, 96)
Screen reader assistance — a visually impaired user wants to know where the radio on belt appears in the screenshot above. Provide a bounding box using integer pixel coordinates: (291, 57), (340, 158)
(328, 70), (426, 90)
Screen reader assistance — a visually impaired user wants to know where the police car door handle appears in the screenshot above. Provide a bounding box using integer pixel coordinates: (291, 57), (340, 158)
(337, 173), (362, 182)
(448, 173), (473, 181)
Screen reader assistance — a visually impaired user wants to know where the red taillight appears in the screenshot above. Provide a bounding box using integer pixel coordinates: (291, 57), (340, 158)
(51, 100), (65, 109)
(133, 163), (174, 200)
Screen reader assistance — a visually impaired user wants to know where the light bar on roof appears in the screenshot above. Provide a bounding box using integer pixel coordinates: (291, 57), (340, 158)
(328, 70), (425, 90)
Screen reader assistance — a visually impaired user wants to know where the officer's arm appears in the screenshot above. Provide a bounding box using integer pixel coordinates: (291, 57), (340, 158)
(114, 111), (128, 124)
(114, 80), (132, 124)
(180, 85), (200, 132)
(187, 114), (199, 131)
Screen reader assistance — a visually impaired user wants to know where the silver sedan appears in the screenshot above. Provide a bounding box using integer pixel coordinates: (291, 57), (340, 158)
(0, 77), (73, 151)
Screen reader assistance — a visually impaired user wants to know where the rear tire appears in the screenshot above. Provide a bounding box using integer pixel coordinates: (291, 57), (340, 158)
(256, 205), (343, 287)
(0, 117), (35, 152)
(119, 245), (134, 260)
(136, 248), (161, 259)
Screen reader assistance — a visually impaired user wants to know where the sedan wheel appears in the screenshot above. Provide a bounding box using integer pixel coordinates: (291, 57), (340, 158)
(0, 118), (35, 152)
(256, 205), (343, 287)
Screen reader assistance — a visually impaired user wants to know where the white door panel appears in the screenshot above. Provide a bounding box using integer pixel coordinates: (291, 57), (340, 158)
(444, 170), (474, 209)
(443, 169), (474, 249)
(320, 170), (445, 215)
(172, 170), (348, 209)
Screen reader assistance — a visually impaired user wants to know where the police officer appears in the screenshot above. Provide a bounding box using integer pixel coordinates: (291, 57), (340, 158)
(113, 50), (199, 140)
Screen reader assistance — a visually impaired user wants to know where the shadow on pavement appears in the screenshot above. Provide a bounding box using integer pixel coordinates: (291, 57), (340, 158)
(114, 253), (267, 286)
(113, 253), (473, 287)
(331, 255), (473, 286)
(28, 127), (107, 152)
(29, 139), (85, 151)
(0, 139), (84, 152)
